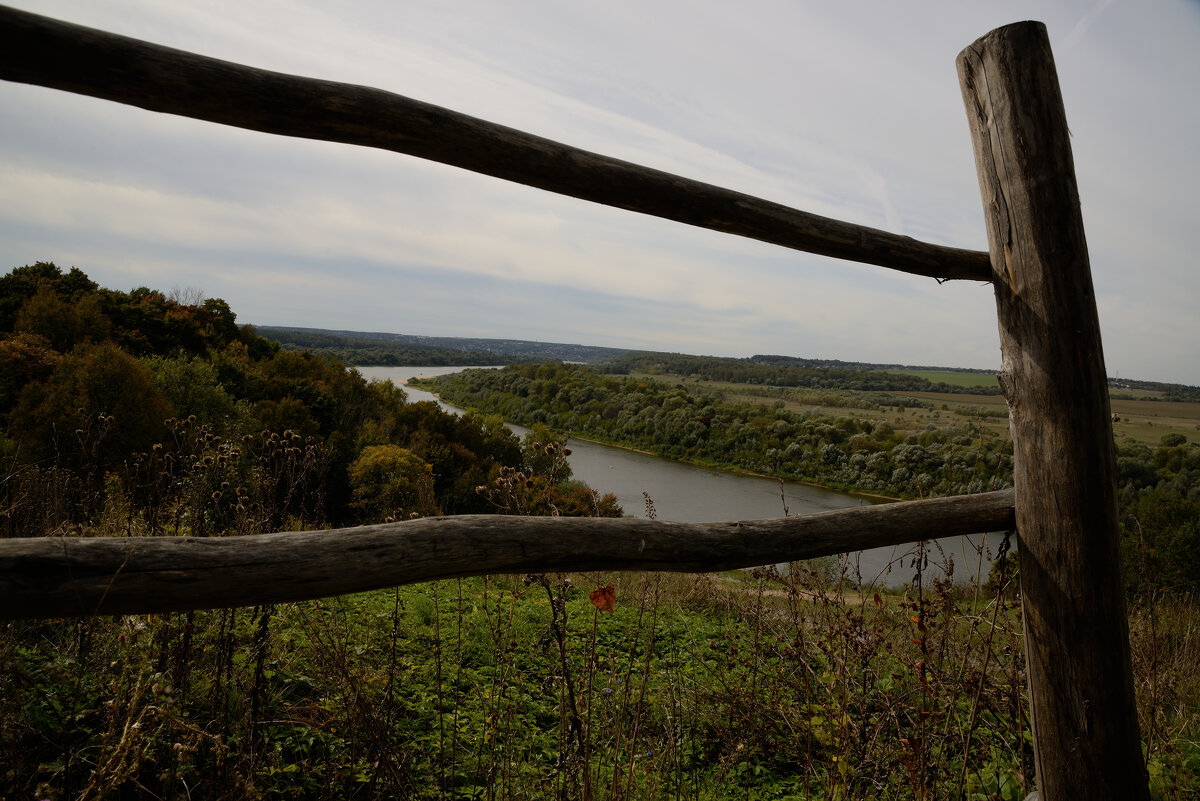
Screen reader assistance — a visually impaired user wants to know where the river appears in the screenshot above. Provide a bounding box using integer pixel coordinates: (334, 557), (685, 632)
(355, 365), (1005, 588)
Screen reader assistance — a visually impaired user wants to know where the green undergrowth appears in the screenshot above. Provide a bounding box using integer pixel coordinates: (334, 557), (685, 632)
(6, 558), (1197, 799)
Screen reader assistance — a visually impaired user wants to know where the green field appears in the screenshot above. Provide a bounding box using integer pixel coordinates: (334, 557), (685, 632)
(887, 369), (1000, 389)
(631, 371), (1200, 448)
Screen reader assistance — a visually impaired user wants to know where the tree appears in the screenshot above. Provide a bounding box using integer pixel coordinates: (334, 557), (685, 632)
(0, 262), (97, 332)
(11, 341), (171, 471)
(549, 480), (623, 517)
(0, 332), (59, 418)
(199, 298), (241, 348)
(1121, 489), (1200, 596)
(14, 286), (110, 353)
(348, 444), (438, 522)
(143, 354), (240, 431)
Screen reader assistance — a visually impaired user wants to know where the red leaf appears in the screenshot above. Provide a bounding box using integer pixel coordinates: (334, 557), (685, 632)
(589, 583), (616, 613)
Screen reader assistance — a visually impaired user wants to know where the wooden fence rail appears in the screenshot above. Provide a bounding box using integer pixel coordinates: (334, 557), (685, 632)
(0, 6), (1149, 799)
(0, 4), (989, 282)
(0, 490), (1013, 620)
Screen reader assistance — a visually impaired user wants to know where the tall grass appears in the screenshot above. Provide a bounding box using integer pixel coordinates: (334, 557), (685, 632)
(4, 566), (1198, 797)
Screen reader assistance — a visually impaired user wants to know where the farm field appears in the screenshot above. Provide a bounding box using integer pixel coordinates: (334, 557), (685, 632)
(714, 383), (1199, 449)
(1108, 398), (1200, 446)
(886, 369), (1000, 389)
(720, 388), (1011, 440)
(638, 375), (1015, 444)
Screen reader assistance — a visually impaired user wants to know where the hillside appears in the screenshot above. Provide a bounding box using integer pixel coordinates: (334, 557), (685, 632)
(256, 325), (631, 364)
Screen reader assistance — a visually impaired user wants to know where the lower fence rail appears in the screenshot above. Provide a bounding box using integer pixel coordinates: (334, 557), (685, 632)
(1, 489), (1014, 619)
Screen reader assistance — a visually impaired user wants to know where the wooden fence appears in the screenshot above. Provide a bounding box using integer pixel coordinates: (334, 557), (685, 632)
(0, 7), (1148, 799)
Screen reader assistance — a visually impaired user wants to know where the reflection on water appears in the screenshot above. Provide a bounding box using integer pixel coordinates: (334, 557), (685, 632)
(355, 365), (1007, 587)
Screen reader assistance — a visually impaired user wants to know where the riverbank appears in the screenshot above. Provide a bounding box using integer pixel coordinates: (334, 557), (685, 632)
(565, 430), (903, 504)
(406, 376), (902, 505)
(421, 364), (1018, 503)
(400, 372), (1005, 588)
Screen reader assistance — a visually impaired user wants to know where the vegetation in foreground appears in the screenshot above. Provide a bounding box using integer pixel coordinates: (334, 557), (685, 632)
(6, 557), (1199, 799)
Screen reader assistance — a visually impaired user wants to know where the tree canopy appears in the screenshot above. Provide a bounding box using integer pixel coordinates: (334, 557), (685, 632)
(0, 263), (621, 534)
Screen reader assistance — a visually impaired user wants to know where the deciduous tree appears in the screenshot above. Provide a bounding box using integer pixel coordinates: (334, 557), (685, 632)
(348, 444), (438, 522)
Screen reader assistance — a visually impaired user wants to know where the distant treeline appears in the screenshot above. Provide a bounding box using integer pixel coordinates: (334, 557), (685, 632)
(1109, 378), (1200, 403)
(595, 351), (1003, 395)
(257, 326), (631, 364)
(257, 327), (513, 366)
(750, 354), (986, 372)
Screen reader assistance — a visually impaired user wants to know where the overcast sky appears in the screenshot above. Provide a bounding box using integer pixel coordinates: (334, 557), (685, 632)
(2, 1), (1197, 384)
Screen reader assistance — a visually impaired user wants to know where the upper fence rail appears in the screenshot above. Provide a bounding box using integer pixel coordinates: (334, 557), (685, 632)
(0, 4), (990, 282)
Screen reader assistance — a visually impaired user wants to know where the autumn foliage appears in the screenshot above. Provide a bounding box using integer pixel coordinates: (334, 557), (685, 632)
(0, 262), (621, 529)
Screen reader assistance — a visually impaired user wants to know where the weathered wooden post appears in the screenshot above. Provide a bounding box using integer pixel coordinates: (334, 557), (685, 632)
(957, 22), (1149, 801)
